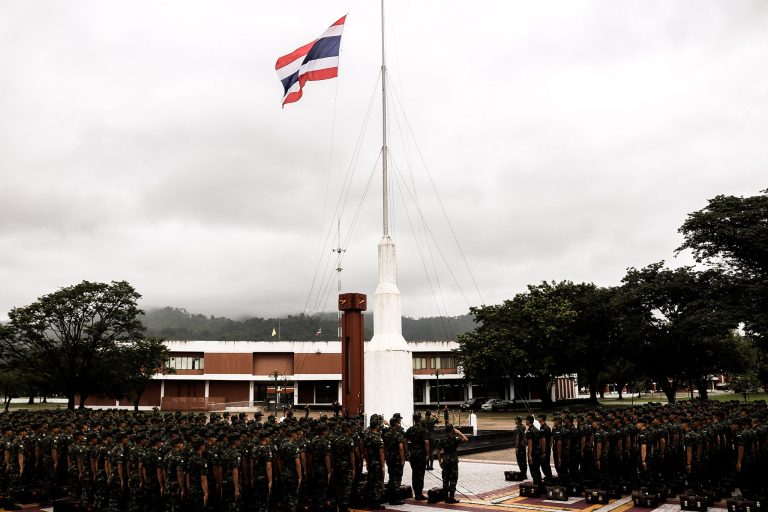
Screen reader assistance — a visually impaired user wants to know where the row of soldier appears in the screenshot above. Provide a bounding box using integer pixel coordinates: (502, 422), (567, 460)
(511, 401), (767, 499)
(0, 407), (464, 511)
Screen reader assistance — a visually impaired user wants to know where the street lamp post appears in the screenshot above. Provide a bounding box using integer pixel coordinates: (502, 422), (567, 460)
(433, 369), (442, 408)
(270, 369), (281, 412)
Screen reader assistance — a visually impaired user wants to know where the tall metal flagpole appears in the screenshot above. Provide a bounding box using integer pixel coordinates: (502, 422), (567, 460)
(381, 0), (389, 238)
(365, 0), (414, 425)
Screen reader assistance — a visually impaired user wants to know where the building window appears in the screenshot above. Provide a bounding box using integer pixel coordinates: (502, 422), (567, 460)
(431, 357), (440, 369)
(412, 357), (427, 370)
(314, 381), (338, 404)
(429, 381), (465, 402)
(168, 355), (204, 371)
(440, 356), (455, 369)
(413, 381), (426, 403)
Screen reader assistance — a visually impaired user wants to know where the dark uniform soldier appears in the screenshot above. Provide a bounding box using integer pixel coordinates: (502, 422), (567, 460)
(514, 416), (528, 478)
(438, 423), (467, 503)
(279, 427), (301, 512)
(252, 431), (273, 512)
(185, 438), (209, 512)
(552, 416), (568, 484)
(162, 436), (186, 512)
(405, 412), (429, 501)
(67, 430), (84, 502)
(537, 413), (553, 482)
(93, 433), (111, 512)
(221, 433), (242, 512)
(331, 422), (356, 512)
(79, 432), (97, 506)
(142, 435), (164, 512)
(525, 416), (542, 485)
(126, 433), (145, 512)
(308, 423), (332, 505)
(423, 411), (438, 470)
(363, 417), (385, 508)
(383, 416), (406, 505)
(107, 431), (128, 512)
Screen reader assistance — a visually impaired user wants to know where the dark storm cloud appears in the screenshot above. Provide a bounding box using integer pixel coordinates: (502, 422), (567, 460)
(1, 0), (766, 320)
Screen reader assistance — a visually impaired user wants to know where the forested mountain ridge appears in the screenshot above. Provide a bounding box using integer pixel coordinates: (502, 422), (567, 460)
(141, 307), (476, 341)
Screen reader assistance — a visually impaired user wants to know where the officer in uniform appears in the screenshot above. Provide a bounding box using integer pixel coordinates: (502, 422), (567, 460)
(514, 416), (528, 479)
(525, 415), (542, 486)
(185, 437), (209, 512)
(438, 423), (468, 503)
(279, 427), (301, 512)
(308, 422), (332, 505)
(363, 416), (385, 508)
(221, 433), (242, 512)
(405, 412), (429, 501)
(537, 413), (553, 482)
(331, 421), (356, 512)
(383, 416), (406, 505)
(252, 430), (273, 512)
(423, 411), (438, 470)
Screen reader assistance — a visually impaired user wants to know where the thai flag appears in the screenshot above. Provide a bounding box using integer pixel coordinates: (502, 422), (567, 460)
(275, 16), (346, 107)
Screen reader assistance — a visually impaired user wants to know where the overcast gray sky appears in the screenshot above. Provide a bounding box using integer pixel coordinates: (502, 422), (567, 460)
(1, 0), (766, 320)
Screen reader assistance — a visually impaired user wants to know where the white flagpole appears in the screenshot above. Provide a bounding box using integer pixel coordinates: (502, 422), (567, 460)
(381, 0), (389, 238)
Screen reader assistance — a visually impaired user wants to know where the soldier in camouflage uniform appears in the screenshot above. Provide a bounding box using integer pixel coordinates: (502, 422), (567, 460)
(383, 416), (405, 505)
(331, 421), (356, 512)
(537, 413), (553, 482)
(252, 430), (273, 512)
(279, 427), (301, 512)
(142, 435), (164, 512)
(79, 432), (97, 506)
(162, 437), (186, 512)
(126, 433), (146, 512)
(363, 417), (385, 508)
(405, 412), (429, 501)
(107, 431), (128, 512)
(438, 423), (467, 504)
(185, 438), (209, 512)
(525, 415), (542, 485)
(308, 422), (332, 505)
(221, 432), (243, 512)
(514, 416), (528, 479)
(67, 430), (85, 502)
(93, 432), (111, 512)
(423, 411), (438, 470)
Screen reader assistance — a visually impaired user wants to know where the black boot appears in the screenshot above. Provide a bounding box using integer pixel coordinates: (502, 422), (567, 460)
(446, 492), (459, 504)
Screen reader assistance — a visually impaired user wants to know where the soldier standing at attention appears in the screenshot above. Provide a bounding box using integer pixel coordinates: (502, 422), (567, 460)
(93, 433), (111, 512)
(252, 431), (273, 512)
(162, 436), (186, 512)
(185, 438), (209, 512)
(514, 416), (528, 479)
(108, 431), (129, 512)
(525, 416), (542, 486)
(405, 413), (429, 501)
(331, 422), (356, 512)
(142, 435), (164, 512)
(551, 417), (568, 484)
(67, 430), (84, 502)
(221, 433), (242, 512)
(537, 413), (553, 482)
(423, 411), (437, 470)
(438, 423), (468, 504)
(363, 417), (386, 508)
(280, 427), (302, 512)
(308, 423), (332, 505)
(383, 416), (406, 505)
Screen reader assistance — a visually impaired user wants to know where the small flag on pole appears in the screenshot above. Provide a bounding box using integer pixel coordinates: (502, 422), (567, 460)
(272, 328), (277, 337)
(275, 15), (347, 107)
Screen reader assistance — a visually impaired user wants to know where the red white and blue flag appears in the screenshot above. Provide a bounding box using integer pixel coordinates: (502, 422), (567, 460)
(275, 15), (346, 107)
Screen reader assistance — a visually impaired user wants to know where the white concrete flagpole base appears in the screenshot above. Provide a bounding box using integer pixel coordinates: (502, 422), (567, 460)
(364, 236), (414, 425)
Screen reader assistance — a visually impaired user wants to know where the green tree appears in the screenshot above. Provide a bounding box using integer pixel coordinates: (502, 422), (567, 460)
(118, 337), (174, 411)
(619, 263), (739, 402)
(4, 281), (145, 409)
(678, 189), (768, 343)
(456, 281), (616, 405)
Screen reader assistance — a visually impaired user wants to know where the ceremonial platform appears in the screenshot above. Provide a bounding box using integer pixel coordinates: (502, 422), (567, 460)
(347, 459), (731, 512)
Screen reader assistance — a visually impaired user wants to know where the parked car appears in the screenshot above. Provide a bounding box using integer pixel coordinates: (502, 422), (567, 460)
(481, 398), (514, 412)
(459, 397), (487, 411)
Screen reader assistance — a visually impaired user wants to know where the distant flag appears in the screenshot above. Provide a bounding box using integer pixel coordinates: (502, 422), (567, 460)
(272, 328), (277, 337)
(275, 15), (347, 107)
(316, 328), (322, 336)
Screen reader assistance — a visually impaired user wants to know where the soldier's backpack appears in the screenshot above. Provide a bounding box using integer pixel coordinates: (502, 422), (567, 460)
(519, 483), (543, 498)
(428, 487), (446, 503)
(680, 494), (709, 512)
(505, 470), (526, 481)
(585, 488), (609, 504)
(545, 486), (568, 501)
